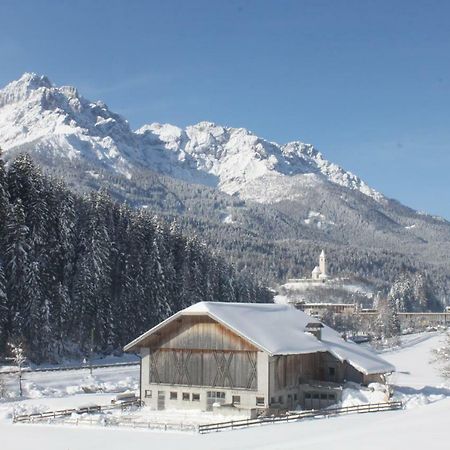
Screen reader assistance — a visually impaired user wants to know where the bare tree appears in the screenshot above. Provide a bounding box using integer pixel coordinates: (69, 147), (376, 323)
(7, 341), (27, 396)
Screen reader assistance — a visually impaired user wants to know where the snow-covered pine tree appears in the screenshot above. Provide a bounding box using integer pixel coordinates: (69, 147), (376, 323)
(4, 200), (31, 341)
(0, 148), (10, 248)
(0, 152), (273, 361)
(0, 264), (8, 349)
(44, 180), (77, 356)
(147, 218), (172, 323)
(375, 296), (401, 340)
(73, 191), (113, 352)
(0, 150), (9, 348)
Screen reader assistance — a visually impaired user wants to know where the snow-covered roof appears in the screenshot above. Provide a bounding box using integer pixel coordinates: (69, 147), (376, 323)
(124, 302), (394, 375)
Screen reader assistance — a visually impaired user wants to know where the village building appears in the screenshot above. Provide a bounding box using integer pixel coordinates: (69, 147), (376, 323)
(296, 302), (357, 319)
(124, 302), (394, 417)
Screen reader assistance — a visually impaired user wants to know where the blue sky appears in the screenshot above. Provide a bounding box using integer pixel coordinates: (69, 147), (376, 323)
(1, 0), (449, 218)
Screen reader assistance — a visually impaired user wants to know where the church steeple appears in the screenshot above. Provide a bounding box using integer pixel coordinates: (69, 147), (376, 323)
(311, 250), (329, 280)
(319, 250), (327, 277)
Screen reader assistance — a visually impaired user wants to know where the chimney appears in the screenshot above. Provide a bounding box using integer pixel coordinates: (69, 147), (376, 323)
(305, 322), (324, 340)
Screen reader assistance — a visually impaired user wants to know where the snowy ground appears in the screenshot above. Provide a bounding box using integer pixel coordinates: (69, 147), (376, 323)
(1, 331), (449, 450)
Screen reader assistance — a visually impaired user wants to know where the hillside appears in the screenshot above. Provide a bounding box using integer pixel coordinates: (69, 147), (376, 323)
(0, 154), (271, 362)
(0, 73), (449, 305)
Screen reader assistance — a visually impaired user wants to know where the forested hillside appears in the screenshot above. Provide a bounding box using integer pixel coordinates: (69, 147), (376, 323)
(1, 73), (449, 308)
(0, 153), (272, 362)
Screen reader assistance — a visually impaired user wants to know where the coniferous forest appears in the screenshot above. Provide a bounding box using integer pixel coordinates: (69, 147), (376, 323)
(0, 153), (272, 362)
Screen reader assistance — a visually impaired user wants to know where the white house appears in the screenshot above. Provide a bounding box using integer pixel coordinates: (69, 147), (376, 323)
(124, 302), (394, 416)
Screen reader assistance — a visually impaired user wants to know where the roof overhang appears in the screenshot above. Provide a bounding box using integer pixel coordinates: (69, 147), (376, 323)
(123, 309), (270, 354)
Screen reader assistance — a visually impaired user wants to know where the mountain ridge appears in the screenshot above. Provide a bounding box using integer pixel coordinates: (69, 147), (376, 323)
(1, 73), (387, 207)
(0, 73), (449, 305)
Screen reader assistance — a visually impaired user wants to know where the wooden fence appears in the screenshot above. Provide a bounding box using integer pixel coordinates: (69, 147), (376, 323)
(198, 401), (403, 434)
(2, 361), (139, 376)
(62, 415), (197, 432)
(13, 400), (402, 434)
(13, 400), (141, 423)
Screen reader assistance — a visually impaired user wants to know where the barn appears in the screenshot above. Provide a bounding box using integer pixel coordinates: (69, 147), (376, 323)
(124, 302), (394, 416)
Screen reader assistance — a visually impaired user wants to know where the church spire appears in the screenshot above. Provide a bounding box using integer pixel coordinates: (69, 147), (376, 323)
(319, 250), (328, 279)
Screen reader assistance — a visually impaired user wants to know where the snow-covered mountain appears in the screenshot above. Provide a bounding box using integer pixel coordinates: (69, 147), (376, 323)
(0, 73), (383, 205)
(0, 73), (143, 178)
(137, 121), (384, 204)
(1, 73), (449, 300)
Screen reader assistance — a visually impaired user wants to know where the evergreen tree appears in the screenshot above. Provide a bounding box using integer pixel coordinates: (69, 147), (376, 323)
(375, 296), (401, 340)
(0, 264), (8, 348)
(0, 153), (273, 361)
(4, 200), (30, 341)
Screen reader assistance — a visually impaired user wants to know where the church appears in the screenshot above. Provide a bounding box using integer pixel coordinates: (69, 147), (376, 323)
(311, 250), (329, 281)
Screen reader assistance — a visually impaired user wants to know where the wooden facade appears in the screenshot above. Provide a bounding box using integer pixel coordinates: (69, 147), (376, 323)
(143, 316), (259, 390)
(130, 310), (387, 415)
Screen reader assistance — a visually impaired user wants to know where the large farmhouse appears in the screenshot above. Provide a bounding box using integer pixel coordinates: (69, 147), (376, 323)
(124, 302), (394, 416)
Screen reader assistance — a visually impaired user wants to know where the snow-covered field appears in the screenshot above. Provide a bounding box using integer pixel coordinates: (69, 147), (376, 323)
(1, 332), (449, 450)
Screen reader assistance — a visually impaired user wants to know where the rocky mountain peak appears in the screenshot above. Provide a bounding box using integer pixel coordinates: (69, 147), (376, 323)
(0, 73), (384, 203)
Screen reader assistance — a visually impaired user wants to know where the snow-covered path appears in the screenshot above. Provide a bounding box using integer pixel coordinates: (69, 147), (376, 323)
(385, 332), (446, 388)
(1, 332), (449, 450)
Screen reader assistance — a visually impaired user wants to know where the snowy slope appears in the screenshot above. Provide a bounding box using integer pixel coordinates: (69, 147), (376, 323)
(0, 332), (448, 450)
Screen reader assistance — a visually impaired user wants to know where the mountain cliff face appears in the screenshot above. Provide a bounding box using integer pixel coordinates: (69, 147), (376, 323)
(0, 73), (449, 304)
(0, 73), (382, 203)
(137, 121), (384, 204)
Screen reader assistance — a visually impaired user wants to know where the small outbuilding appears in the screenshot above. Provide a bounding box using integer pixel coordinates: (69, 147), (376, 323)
(124, 302), (394, 416)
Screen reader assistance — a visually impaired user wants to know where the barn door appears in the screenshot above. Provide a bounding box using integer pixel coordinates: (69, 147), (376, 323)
(157, 391), (165, 410)
(304, 392), (312, 410)
(206, 391), (225, 411)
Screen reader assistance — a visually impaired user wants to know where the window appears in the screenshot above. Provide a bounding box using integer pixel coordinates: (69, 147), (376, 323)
(312, 393), (319, 400)
(294, 393), (298, 401)
(270, 397), (276, 404)
(145, 390), (152, 398)
(328, 367), (336, 377)
(320, 393), (327, 400)
(192, 393), (200, 402)
(305, 393), (311, 399)
(256, 397), (265, 406)
(328, 393), (336, 401)
(232, 395), (241, 405)
(182, 392), (190, 401)
(170, 392), (178, 400)
(207, 391), (225, 399)
(278, 396), (283, 404)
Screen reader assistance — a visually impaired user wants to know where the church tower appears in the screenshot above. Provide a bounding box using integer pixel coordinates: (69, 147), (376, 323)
(319, 250), (327, 278)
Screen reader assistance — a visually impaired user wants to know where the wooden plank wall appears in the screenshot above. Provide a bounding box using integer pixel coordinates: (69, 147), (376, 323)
(146, 316), (258, 389)
(273, 352), (360, 389)
(146, 316), (257, 351)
